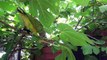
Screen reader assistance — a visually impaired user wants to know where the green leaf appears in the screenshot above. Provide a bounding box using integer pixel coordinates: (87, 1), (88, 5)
(82, 45), (93, 55)
(60, 31), (88, 46)
(73, 0), (90, 6)
(57, 23), (72, 31)
(18, 0), (29, 2)
(101, 47), (106, 52)
(105, 47), (107, 53)
(0, 1), (16, 11)
(62, 46), (76, 60)
(2, 42), (13, 60)
(58, 24), (94, 46)
(55, 50), (67, 60)
(14, 14), (24, 28)
(0, 9), (5, 16)
(99, 5), (107, 13)
(29, 0), (60, 27)
(82, 45), (99, 55)
(44, 24), (56, 34)
(98, 0), (107, 3)
(88, 23), (98, 31)
(65, 43), (78, 51)
(94, 40), (105, 45)
(55, 45), (76, 60)
(92, 46), (100, 55)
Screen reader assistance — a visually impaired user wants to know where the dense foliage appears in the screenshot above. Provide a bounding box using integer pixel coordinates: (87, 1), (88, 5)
(0, 0), (107, 60)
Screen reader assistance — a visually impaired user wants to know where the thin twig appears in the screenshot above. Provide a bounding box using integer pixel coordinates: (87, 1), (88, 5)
(17, 45), (21, 60)
(86, 34), (99, 41)
(92, 3), (95, 17)
(0, 44), (5, 48)
(8, 44), (17, 60)
(21, 48), (37, 50)
(77, 4), (95, 31)
(77, 20), (94, 31)
(0, 20), (16, 30)
(8, 32), (25, 60)
(65, 3), (69, 10)
(75, 16), (83, 30)
(75, 6), (85, 30)
(17, 34), (25, 60)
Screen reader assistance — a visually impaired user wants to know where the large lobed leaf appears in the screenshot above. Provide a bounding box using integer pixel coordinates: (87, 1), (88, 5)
(58, 23), (94, 46)
(29, 0), (60, 27)
(55, 45), (76, 60)
(82, 45), (100, 55)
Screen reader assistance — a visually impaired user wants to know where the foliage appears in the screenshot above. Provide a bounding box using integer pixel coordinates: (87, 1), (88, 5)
(0, 0), (107, 60)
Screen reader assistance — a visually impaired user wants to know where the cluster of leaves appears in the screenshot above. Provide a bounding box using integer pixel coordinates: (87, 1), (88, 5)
(0, 0), (107, 60)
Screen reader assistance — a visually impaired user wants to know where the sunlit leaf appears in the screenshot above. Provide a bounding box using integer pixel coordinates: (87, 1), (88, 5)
(0, 1), (16, 11)
(57, 23), (72, 31)
(29, 0), (60, 27)
(0, 9), (5, 16)
(98, 0), (107, 3)
(99, 5), (107, 13)
(73, 0), (90, 6)
(58, 24), (94, 46)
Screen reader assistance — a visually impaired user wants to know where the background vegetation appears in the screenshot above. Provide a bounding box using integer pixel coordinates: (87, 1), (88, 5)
(0, 0), (107, 60)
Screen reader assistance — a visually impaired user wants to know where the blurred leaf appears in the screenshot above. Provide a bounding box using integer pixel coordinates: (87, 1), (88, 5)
(105, 47), (107, 53)
(18, 9), (45, 35)
(0, 1), (16, 11)
(94, 40), (105, 45)
(14, 14), (24, 28)
(0, 9), (5, 16)
(99, 5), (107, 13)
(59, 1), (68, 10)
(55, 50), (67, 60)
(29, 0), (60, 27)
(55, 45), (76, 60)
(2, 42), (14, 60)
(57, 23), (72, 31)
(44, 24), (56, 34)
(98, 0), (107, 3)
(18, 0), (29, 2)
(82, 45), (100, 55)
(73, 0), (90, 6)
(62, 45), (76, 60)
(88, 23), (98, 31)
(58, 24), (94, 46)
(0, 30), (3, 36)
(101, 47), (106, 52)
(85, 55), (98, 60)
(92, 46), (100, 55)
(82, 45), (93, 55)
(65, 43), (78, 51)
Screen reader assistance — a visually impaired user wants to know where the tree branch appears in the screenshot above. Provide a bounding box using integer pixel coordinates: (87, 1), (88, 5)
(86, 34), (99, 41)
(77, 20), (94, 31)
(75, 16), (83, 30)
(0, 20), (16, 30)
